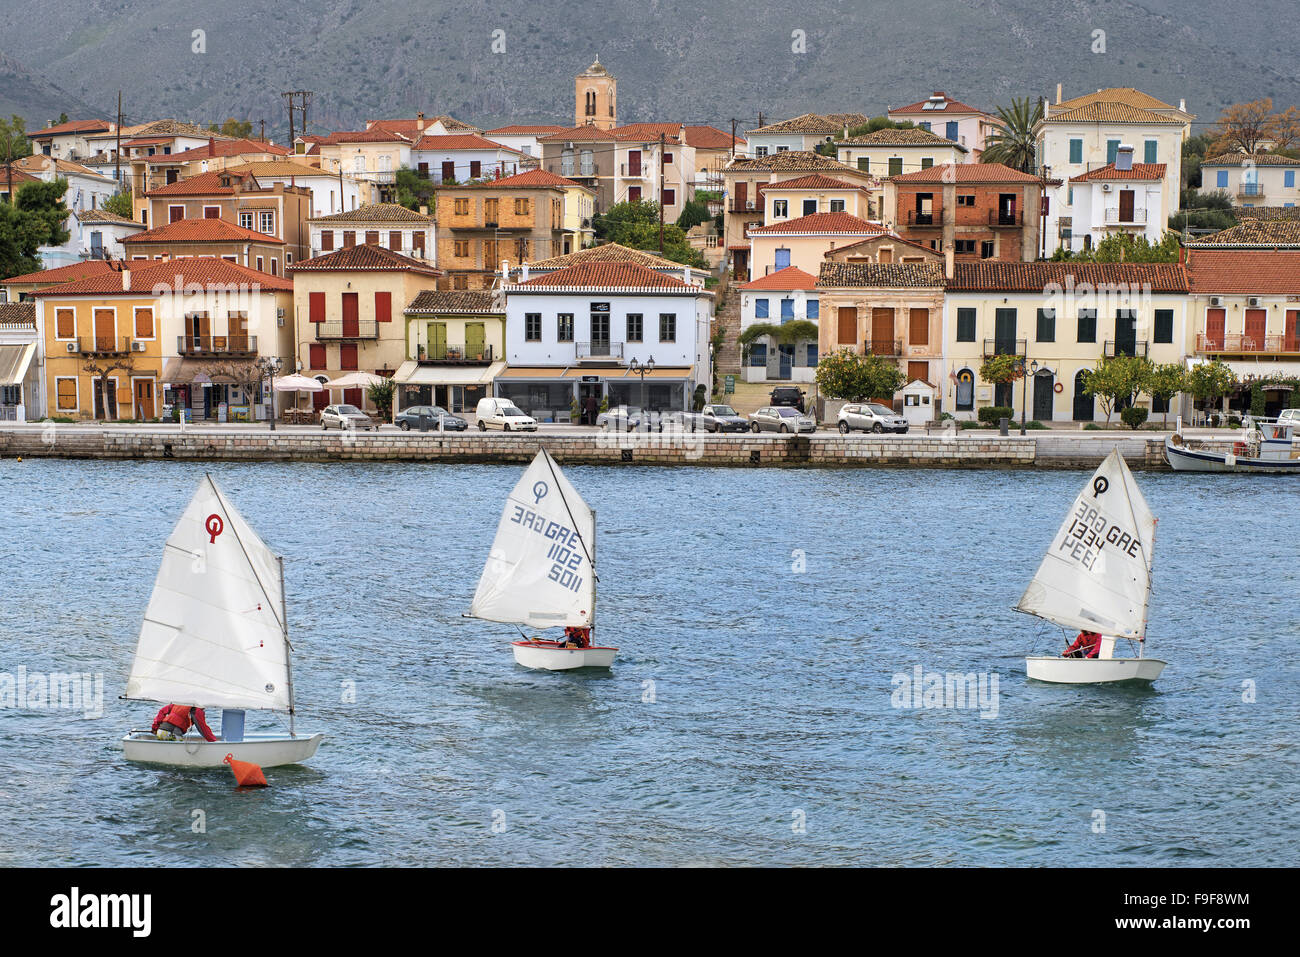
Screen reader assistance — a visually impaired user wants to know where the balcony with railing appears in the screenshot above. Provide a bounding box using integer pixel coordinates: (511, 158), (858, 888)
(315, 321), (379, 340)
(416, 343), (495, 365)
(177, 335), (258, 356)
(1103, 207), (1147, 225)
(77, 336), (133, 356)
(906, 209), (941, 227)
(865, 338), (903, 357)
(576, 340), (625, 361)
(983, 338), (1027, 358)
(1237, 183), (1265, 199)
(620, 163), (651, 179)
(549, 164), (599, 179)
(312, 245), (430, 260)
(1196, 333), (1300, 355)
(353, 169), (396, 184)
(1104, 339), (1150, 358)
(989, 209), (1022, 227)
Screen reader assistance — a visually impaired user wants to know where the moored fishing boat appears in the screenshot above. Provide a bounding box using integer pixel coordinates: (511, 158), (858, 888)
(1166, 412), (1300, 473)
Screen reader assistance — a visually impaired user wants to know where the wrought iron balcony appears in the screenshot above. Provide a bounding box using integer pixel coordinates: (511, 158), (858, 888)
(906, 210), (939, 226)
(989, 210), (1022, 227)
(417, 344), (495, 365)
(1104, 339), (1149, 358)
(1196, 333), (1300, 355)
(576, 340), (624, 360)
(315, 321), (379, 340)
(983, 338), (1027, 358)
(865, 338), (903, 357)
(1237, 183), (1264, 198)
(1104, 207), (1147, 225)
(77, 336), (133, 356)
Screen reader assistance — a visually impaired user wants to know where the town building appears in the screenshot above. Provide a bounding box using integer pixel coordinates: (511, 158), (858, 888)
(142, 138), (292, 192)
(410, 133), (530, 183)
(744, 113), (869, 156)
(834, 126), (967, 179)
(393, 289), (506, 414)
(1199, 152), (1300, 210)
(887, 92), (996, 158)
(224, 159), (364, 217)
(484, 125), (570, 159)
(72, 209), (146, 261)
(747, 212), (887, 280)
(737, 266), (820, 383)
(575, 57), (617, 130)
(307, 203), (434, 262)
(1065, 153), (1167, 252)
(0, 302), (40, 422)
(537, 124), (694, 221)
(26, 119), (115, 161)
(0, 260), (119, 303)
(121, 217), (288, 274)
(314, 128), (415, 203)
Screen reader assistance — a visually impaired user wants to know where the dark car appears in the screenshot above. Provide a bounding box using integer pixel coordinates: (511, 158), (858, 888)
(394, 405), (468, 431)
(701, 404), (748, 433)
(770, 386), (806, 412)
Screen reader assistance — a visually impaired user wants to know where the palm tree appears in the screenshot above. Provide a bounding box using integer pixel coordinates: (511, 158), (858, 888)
(981, 97), (1043, 173)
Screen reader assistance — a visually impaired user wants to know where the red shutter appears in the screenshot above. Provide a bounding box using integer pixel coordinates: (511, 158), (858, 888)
(470, 160), (481, 178)
(365, 230), (380, 245)
(441, 162), (455, 182)
(375, 291), (392, 322)
(389, 231), (402, 250)
(309, 291), (325, 323)
(340, 343), (359, 370)
(343, 387), (363, 407)
(321, 230), (333, 251)
(308, 343), (326, 368)
(343, 231), (355, 248)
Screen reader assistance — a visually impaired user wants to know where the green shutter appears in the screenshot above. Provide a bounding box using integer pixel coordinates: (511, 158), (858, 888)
(1144, 140), (1157, 164)
(1107, 140), (1119, 164)
(428, 322), (447, 359)
(465, 322), (486, 358)
(888, 157), (903, 177)
(1069, 139), (1082, 164)
(857, 157), (869, 172)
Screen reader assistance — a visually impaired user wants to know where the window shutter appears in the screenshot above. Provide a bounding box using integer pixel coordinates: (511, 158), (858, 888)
(909, 308), (929, 346)
(321, 230), (333, 251)
(309, 291), (325, 323)
(375, 291), (392, 322)
(308, 343), (326, 368)
(340, 343), (359, 370)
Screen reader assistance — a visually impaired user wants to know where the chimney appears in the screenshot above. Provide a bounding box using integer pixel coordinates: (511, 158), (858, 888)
(682, 265), (691, 284)
(943, 242), (954, 281)
(209, 136), (215, 155)
(501, 259), (510, 281)
(1056, 83), (1062, 105)
(1116, 144), (1134, 171)
(417, 111), (425, 132)
(418, 204), (428, 217)
(121, 267), (131, 292)
(1179, 98), (1186, 112)
(520, 262), (530, 281)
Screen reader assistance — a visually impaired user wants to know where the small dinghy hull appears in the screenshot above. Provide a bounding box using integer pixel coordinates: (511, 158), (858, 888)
(121, 732), (324, 768)
(1025, 656), (1166, 684)
(511, 640), (617, 671)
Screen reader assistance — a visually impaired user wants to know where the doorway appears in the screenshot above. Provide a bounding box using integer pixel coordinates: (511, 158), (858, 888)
(1073, 370), (1094, 421)
(133, 378), (155, 420)
(1033, 370), (1055, 421)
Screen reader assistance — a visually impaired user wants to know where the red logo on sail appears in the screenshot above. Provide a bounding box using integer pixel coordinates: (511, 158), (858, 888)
(205, 514), (224, 543)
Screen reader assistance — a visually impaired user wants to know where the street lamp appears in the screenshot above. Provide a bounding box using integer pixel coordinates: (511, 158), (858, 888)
(260, 356), (284, 431)
(629, 355), (655, 423)
(1020, 358), (1038, 435)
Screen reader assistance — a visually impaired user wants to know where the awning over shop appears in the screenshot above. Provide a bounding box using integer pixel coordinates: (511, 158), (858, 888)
(1186, 356), (1300, 382)
(495, 366), (571, 380)
(0, 342), (36, 386)
(496, 365), (695, 381)
(393, 360), (505, 386)
(161, 358), (236, 384)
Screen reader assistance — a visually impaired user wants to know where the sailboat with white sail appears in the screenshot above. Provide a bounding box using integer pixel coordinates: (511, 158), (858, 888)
(468, 448), (617, 670)
(1018, 448), (1166, 684)
(121, 474), (324, 766)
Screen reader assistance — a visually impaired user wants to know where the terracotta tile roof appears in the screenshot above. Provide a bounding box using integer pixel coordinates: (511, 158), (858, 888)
(290, 244), (441, 276)
(459, 169), (584, 189)
(320, 128), (413, 145)
(528, 243), (683, 270)
(510, 261), (696, 291)
(748, 113), (863, 135)
(538, 125), (621, 142)
(413, 133), (523, 153)
(604, 123), (740, 148)
(892, 162), (1040, 183)
(726, 151), (860, 173)
(890, 93), (988, 116)
(1044, 102), (1184, 125)
(826, 234), (939, 258)
(13, 155), (116, 180)
(0, 168), (41, 188)
(839, 126), (969, 149)
(1202, 151), (1300, 167)
(1056, 88), (1179, 112)
(133, 120), (234, 139)
(1186, 220), (1300, 247)
(817, 262), (945, 288)
(947, 262), (1188, 292)
(406, 290), (501, 313)
(749, 212), (886, 235)
(27, 119), (112, 138)
(1069, 162), (1166, 182)
(159, 139), (291, 163)
(485, 124), (569, 136)
(31, 257), (294, 295)
(1, 259), (118, 285)
(762, 173), (871, 192)
(308, 203), (435, 224)
(739, 266), (819, 290)
(0, 302), (36, 323)
(145, 169), (257, 196)
(1233, 206), (1300, 222)
(76, 209), (144, 227)
(122, 217), (284, 245)
(223, 160), (331, 178)
(1185, 249), (1300, 294)
(369, 116), (479, 136)
(683, 126), (744, 149)
(608, 123), (683, 145)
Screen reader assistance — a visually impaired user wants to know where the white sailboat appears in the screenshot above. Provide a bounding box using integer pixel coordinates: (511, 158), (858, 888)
(1018, 448), (1167, 684)
(469, 448), (617, 670)
(121, 474), (324, 767)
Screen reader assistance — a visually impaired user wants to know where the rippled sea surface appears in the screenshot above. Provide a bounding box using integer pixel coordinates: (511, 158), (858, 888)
(0, 458), (1295, 866)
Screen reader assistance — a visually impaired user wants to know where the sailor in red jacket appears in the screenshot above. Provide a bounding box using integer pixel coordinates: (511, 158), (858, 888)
(1063, 631), (1102, 659)
(151, 703), (218, 741)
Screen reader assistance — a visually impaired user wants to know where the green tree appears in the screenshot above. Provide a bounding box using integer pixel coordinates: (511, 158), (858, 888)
(815, 348), (905, 402)
(592, 200), (706, 267)
(979, 353), (1026, 387)
(57, 112), (69, 125)
(0, 177), (70, 279)
(1056, 232), (1181, 263)
(208, 118), (253, 139)
(102, 191), (134, 219)
(1186, 359), (1238, 424)
(394, 166), (436, 211)
(366, 376), (396, 421)
(1, 114), (33, 203)
(1083, 355), (1150, 424)
(675, 198), (711, 231)
(1143, 362), (1187, 428)
(981, 97), (1043, 172)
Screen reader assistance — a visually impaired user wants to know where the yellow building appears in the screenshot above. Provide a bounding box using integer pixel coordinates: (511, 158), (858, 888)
(393, 290), (507, 414)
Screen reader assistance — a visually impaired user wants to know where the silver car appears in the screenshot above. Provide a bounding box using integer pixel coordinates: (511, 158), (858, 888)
(749, 406), (816, 433)
(838, 402), (908, 434)
(321, 403), (375, 431)
(596, 405), (646, 431)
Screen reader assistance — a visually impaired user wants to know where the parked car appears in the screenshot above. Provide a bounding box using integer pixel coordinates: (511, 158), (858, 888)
(769, 386), (806, 412)
(475, 397), (537, 432)
(654, 411), (705, 432)
(749, 406), (816, 433)
(838, 402), (909, 434)
(394, 405), (467, 431)
(701, 404), (749, 433)
(321, 404), (375, 431)
(596, 405), (645, 431)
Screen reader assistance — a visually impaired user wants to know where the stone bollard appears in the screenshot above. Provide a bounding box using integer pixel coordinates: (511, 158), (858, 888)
(418, 412), (430, 432)
(999, 417), (1009, 436)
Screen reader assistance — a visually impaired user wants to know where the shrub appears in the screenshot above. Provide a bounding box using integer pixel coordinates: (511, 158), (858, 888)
(959, 420), (984, 430)
(1121, 406), (1150, 430)
(1084, 422), (1103, 430)
(939, 411), (955, 421)
(1228, 415), (1242, 428)
(1024, 420), (1049, 430)
(977, 406), (1015, 425)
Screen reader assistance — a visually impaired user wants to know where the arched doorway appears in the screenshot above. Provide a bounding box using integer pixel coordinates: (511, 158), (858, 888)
(955, 368), (974, 411)
(1072, 370), (1093, 421)
(1033, 369), (1055, 421)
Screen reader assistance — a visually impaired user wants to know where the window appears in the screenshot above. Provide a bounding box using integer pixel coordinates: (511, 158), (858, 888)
(659, 313), (676, 342)
(628, 186), (642, 202)
(920, 157), (934, 170)
(365, 230), (380, 246)
(469, 161), (481, 178)
(888, 158), (903, 177)
(749, 342), (767, 367)
(343, 231), (356, 247)
(663, 189), (675, 206)
(454, 240), (470, 258)
(780, 299), (794, 321)
(557, 313), (574, 341)
(918, 121), (931, 132)
(1077, 309), (1097, 343)
(259, 211), (274, 234)
(807, 299), (819, 319)
(56, 377), (78, 410)
(774, 248), (791, 270)
(169, 205), (185, 223)
(1037, 308), (1056, 343)
(1154, 308), (1174, 344)
(772, 200), (788, 217)
(956, 308), (976, 342)
(980, 240), (994, 259)
(829, 199), (845, 212)
(1144, 139), (1157, 164)
(340, 343), (358, 371)
(755, 299), (769, 319)
(954, 239), (976, 254)
(452, 275), (468, 290)
(1069, 139), (1083, 164)
(238, 212), (254, 230)
(857, 157), (869, 172)
(134, 307), (154, 338)
(454, 198), (470, 215)
(1286, 170), (1296, 188)
(203, 205), (221, 219)
(56, 308), (75, 338)
(945, 121), (958, 141)
(755, 146), (768, 157)
(1106, 140), (1120, 165)
(390, 231), (402, 250)
(1216, 170), (1228, 189)
(776, 145), (789, 152)
(484, 198), (499, 222)
(513, 197), (530, 216)
(806, 344), (818, 366)
(256, 256), (264, 272)
(956, 194), (975, 206)
(909, 308), (929, 346)
(309, 291), (325, 323)
(375, 291), (392, 323)
(525, 313), (542, 341)
(320, 230), (333, 252)
(626, 313), (643, 342)
(664, 152), (673, 165)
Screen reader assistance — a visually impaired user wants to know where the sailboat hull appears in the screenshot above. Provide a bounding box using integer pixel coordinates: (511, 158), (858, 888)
(1025, 657), (1166, 684)
(511, 640), (617, 670)
(121, 732), (324, 768)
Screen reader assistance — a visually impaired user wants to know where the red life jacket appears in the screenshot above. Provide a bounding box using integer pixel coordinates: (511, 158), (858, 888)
(163, 704), (195, 731)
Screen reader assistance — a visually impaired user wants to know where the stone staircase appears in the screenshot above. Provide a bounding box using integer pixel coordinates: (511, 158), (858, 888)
(712, 275), (743, 379)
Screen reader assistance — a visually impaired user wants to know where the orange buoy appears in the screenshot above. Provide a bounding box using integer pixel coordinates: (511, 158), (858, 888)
(224, 752), (268, 787)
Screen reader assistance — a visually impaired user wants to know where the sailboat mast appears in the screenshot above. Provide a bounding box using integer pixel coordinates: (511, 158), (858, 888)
(589, 507), (597, 643)
(279, 554), (296, 737)
(1137, 517), (1158, 659)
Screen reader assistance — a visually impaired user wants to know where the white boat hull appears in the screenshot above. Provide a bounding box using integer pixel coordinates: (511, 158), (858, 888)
(1165, 436), (1300, 473)
(511, 640), (617, 670)
(121, 732), (324, 768)
(1025, 656), (1166, 684)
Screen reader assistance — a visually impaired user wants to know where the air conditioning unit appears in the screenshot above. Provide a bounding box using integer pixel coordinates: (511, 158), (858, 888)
(131, 341), (146, 352)
(1101, 183), (1112, 192)
(1247, 297), (1262, 307)
(66, 341), (78, 352)
(1209, 296), (1224, 307)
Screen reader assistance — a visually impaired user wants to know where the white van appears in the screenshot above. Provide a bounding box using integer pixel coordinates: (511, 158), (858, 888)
(475, 397), (538, 432)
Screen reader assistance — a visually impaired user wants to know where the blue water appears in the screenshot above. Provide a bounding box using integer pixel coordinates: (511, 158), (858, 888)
(0, 458), (1295, 866)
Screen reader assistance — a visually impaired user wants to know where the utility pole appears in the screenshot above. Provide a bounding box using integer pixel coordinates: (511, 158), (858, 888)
(730, 119), (736, 160)
(282, 91), (313, 148)
(260, 118), (266, 143)
(658, 133), (665, 252)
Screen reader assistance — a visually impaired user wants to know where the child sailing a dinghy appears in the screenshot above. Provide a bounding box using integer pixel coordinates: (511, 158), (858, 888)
(1062, 631), (1101, 659)
(151, 703), (218, 742)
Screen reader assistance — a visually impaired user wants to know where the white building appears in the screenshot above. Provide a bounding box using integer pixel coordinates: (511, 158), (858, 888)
(745, 113), (868, 157)
(0, 303), (41, 422)
(887, 92), (996, 158)
(306, 204), (435, 261)
(1063, 149), (1167, 252)
(72, 209), (146, 260)
(483, 125), (568, 160)
(496, 259), (713, 417)
(227, 160), (364, 217)
(1200, 152), (1300, 209)
(26, 119), (116, 161)
(737, 266), (820, 383)
(410, 134), (528, 183)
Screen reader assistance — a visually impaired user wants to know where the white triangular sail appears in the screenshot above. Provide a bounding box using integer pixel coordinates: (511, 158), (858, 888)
(469, 449), (595, 630)
(125, 475), (292, 711)
(1015, 448), (1156, 640)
